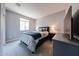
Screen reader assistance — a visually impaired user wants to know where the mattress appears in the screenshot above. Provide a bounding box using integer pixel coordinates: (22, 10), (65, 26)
(20, 31), (48, 52)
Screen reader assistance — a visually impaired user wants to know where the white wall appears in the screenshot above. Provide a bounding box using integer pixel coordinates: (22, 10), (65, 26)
(5, 10), (36, 42)
(0, 4), (6, 45)
(36, 10), (65, 33)
(0, 3), (1, 45)
(64, 6), (72, 39)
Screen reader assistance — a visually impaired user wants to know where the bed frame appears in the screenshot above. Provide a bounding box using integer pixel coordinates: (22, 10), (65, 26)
(38, 26), (50, 32)
(35, 26), (50, 50)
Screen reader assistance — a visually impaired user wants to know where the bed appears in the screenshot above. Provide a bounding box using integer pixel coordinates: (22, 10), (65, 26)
(20, 27), (49, 52)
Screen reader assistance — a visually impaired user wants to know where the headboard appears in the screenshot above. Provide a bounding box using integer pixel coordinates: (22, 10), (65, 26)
(38, 26), (50, 32)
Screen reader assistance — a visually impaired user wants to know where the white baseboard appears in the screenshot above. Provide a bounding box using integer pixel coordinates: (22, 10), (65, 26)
(6, 38), (20, 43)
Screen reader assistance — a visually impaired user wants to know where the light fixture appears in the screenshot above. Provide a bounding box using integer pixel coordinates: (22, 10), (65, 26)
(16, 3), (21, 6)
(51, 26), (56, 33)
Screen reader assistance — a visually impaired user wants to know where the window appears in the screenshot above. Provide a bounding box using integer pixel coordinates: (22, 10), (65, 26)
(20, 18), (29, 31)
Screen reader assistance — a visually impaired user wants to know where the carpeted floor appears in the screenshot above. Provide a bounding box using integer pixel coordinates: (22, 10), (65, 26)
(2, 39), (53, 56)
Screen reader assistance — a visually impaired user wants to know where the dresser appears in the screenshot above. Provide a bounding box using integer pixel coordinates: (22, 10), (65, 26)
(52, 33), (79, 56)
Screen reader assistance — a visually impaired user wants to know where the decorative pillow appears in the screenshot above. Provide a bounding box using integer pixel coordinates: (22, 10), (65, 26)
(38, 28), (47, 32)
(42, 28), (47, 31)
(38, 28), (42, 31)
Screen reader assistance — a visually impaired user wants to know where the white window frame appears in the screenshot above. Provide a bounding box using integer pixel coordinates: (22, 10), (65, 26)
(20, 18), (30, 31)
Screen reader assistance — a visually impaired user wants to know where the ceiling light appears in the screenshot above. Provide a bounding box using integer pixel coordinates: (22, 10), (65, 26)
(16, 3), (21, 6)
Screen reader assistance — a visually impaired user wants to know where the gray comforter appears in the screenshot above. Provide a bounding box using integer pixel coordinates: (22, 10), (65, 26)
(24, 32), (41, 40)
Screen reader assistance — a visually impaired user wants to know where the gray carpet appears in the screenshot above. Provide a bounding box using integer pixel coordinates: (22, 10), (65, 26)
(3, 41), (34, 56)
(2, 40), (52, 56)
(0, 46), (3, 56)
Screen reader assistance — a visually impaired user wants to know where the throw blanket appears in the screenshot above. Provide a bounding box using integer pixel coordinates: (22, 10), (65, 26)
(24, 32), (41, 40)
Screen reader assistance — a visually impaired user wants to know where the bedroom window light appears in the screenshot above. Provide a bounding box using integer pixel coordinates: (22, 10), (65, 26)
(20, 18), (30, 31)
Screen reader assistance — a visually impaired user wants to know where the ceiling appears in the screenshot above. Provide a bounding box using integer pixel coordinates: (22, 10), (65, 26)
(5, 3), (69, 19)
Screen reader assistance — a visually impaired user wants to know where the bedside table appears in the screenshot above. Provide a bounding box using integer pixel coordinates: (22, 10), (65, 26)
(48, 33), (55, 40)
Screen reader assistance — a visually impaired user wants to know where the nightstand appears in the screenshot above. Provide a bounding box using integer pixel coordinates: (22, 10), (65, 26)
(48, 33), (55, 40)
